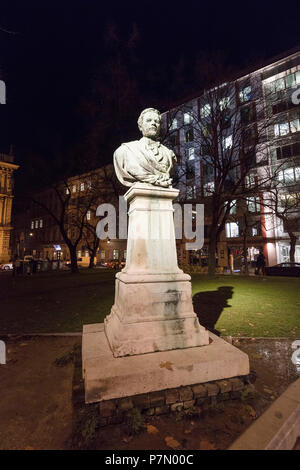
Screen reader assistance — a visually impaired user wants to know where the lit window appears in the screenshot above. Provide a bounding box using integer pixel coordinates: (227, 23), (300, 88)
(252, 227), (258, 236)
(170, 118), (178, 130)
(87, 210), (91, 220)
(85, 250), (89, 258)
(31, 221), (34, 229)
(204, 181), (215, 196)
(229, 200), (237, 214)
(80, 183), (84, 191)
(275, 78), (285, 92)
(113, 249), (119, 260)
(184, 112), (193, 124)
(35, 220), (39, 228)
(239, 86), (251, 103)
(188, 148), (195, 160)
(223, 135), (232, 150)
(219, 97), (230, 110)
(72, 185), (76, 193)
(77, 250), (81, 259)
(39, 219), (43, 228)
(278, 167), (300, 184)
(247, 197), (260, 213)
(66, 187), (70, 194)
(274, 118), (300, 137)
(186, 185), (196, 199)
(225, 222), (239, 238)
(200, 104), (211, 118)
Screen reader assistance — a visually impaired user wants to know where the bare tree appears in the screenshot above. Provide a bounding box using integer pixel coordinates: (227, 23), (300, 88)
(29, 165), (117, 273)
(162, 73), (287, 275)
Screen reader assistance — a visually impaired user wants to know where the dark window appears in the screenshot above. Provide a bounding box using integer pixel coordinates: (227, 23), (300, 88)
(185, 128), (194, 142)
(240, 104), (255, 125)
(186, 160), (195, 179)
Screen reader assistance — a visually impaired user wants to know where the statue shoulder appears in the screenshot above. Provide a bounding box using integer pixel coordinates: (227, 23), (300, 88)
(114, 141), (140, 157)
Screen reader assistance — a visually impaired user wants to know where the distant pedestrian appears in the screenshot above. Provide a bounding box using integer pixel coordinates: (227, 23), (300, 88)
(256, 251), (266, 275)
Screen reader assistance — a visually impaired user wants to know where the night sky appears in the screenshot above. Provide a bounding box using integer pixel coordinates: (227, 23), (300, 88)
(1, 0), (299, 193)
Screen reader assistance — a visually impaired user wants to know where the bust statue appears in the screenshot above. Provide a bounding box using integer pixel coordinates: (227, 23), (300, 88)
(113, 108), (176, 188)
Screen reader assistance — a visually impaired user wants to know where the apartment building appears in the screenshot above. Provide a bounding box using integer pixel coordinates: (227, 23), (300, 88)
(0, 152), (19, 263)
(161, 48), (300, 269)
(12, 165), (127, 265)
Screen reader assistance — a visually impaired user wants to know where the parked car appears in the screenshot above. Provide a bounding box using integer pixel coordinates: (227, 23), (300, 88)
(265, 262), (300, 277)
(0, 263), (13, 271)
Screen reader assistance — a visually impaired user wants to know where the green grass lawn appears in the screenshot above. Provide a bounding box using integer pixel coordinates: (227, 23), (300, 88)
(0, 269), (299, 337)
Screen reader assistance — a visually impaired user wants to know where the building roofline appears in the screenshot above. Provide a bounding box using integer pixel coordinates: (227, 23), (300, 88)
(161, 45), (300, 115)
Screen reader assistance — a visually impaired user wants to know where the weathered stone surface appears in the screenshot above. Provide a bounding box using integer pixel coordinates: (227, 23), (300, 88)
(217, 380), (232, 394)
(165, 388), (180, 404)
(229, 378), (245, 391)
(171, 402), (184, 412)
(99, 417), (108, 427)
(192, 384), (207, 398)
(205, 383), (220, 397)
(183, 400), (195, 409)
(118, 397), (133, 411)
(150, 391), (165, 407)
(132, 393), (150, 410)
(231, 390), (242, 400)
(104, 183), (209, 358)
(155, 405), (170, 415)
(196, 397), (208, 406)
(83, 330), (250, 404)
(108, 413), (124, 425)
(179, 386), (193, 401)
(217, 392), (230, 401)
(99, 400), (116, 418)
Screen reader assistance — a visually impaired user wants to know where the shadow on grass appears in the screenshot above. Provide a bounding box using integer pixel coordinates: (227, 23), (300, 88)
(193, 286), (234, 336)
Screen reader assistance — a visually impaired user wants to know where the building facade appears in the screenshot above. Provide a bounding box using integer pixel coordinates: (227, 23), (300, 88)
(0, 153), (19, 263)
(12, 165), (127, 266)
(161, 48), (300, 269)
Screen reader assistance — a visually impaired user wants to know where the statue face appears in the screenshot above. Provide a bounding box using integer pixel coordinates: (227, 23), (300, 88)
(140, 111), (161, 139)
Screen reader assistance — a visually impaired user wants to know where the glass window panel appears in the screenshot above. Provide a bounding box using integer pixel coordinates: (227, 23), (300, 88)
(170, 118), (177, 130)
(274, 124), (280, 137)
(275, 78), (285, 91)
(290, 119), (300, 133)
(285, 73), (295, 88)
(295, 167), (300, 181)
(188, 148), (195, 160)
(285, 168), (294, 183)
(296, 71), (300, 85)
(279, 122), (289, 135)
(200, 104), (211, 118)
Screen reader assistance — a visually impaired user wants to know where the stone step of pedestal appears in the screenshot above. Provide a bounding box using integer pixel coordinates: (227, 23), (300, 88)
(82, 324), (250, 404)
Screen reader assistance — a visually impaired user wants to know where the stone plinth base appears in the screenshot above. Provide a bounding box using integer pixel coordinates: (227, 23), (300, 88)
(105, 271), (209, 357)
(82, 323), (250, 404)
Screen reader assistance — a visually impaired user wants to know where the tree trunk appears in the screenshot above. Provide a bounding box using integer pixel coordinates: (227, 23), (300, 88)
(242, 231), (249, 275)
(69, 245), (79, 274)
(288, 232), (296, 263)
(208, 238), (217, 276)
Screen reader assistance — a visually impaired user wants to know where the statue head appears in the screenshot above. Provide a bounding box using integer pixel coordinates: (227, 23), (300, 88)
(137, 108), (161, 140)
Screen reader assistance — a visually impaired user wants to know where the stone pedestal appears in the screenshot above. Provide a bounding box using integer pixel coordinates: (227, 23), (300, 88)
(104, 183), (209, 357)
